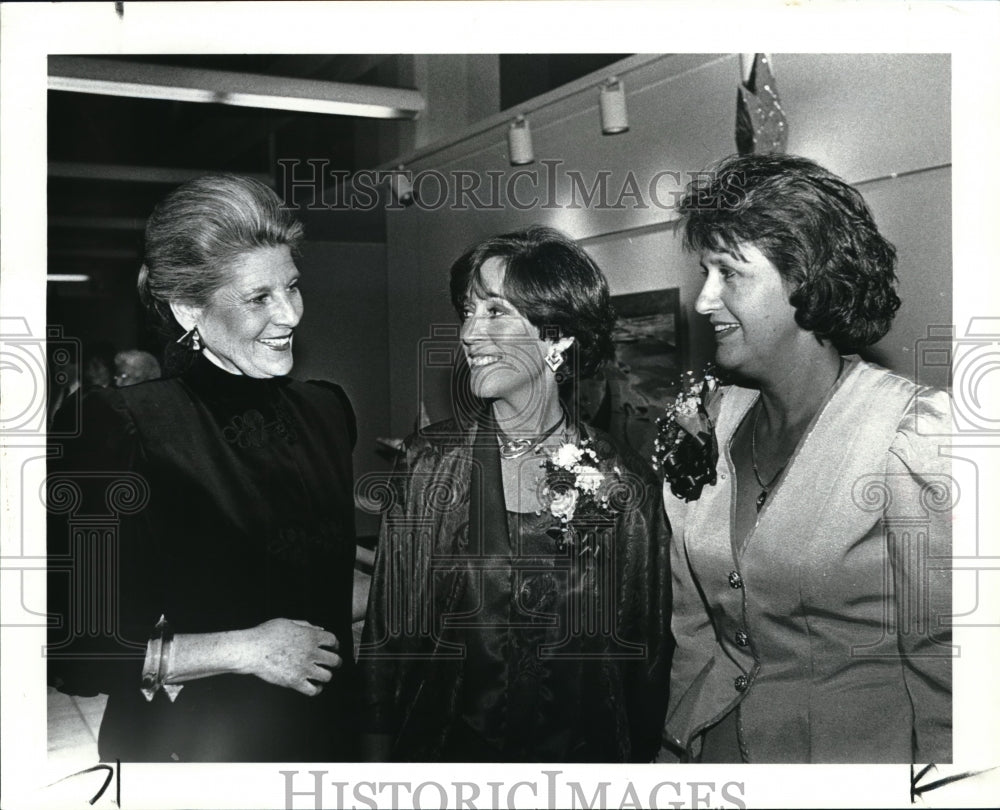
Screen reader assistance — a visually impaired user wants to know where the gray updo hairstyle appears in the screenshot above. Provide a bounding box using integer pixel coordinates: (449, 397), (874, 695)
(137, 173), (304, 338)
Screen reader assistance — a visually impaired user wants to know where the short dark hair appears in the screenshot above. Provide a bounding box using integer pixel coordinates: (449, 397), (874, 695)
(449, 226), (616, 378)
(82, 340), (116, 388)
(680, 153), (900, 351)
(137, 174), (304, 335)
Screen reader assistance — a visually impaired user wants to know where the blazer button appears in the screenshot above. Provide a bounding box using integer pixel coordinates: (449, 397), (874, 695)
(735, 630), (749, 647)
(728, 570), (743, 589)
(734, 675), (749, 692)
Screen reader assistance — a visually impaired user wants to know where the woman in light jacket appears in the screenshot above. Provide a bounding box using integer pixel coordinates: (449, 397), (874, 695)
(659, 154), (952, 763)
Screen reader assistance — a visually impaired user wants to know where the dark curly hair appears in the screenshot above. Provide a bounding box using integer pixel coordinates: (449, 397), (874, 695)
(449, 225), (616, 379)
(680, 153), (900, 351)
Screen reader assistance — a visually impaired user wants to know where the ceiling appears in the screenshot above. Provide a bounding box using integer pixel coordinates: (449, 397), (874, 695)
(48, 55), (399, 286)
(46, 53), (628, 301)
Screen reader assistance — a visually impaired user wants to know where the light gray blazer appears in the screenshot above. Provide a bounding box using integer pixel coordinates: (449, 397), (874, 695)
(661, 356), (952, 763)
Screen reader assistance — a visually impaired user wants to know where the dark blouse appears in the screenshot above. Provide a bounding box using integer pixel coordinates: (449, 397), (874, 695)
(47, 355), (358, 762)
(359, 418), (673, 762)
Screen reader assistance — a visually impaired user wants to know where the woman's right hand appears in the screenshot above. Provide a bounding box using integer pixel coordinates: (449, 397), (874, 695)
(241, 618), (342, 696)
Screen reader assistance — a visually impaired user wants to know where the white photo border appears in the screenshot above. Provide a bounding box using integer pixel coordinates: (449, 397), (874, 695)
(2, 2), (999, 808)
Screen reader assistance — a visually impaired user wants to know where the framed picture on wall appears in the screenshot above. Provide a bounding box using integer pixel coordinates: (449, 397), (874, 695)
(577, 287), (683, 459)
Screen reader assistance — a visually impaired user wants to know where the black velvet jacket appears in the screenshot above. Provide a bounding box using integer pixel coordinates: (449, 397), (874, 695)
(359, 416), (673, 762)
(48, 355), (358, 762)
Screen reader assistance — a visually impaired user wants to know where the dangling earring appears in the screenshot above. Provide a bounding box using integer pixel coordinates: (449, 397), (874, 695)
(544, 346), (564, 372)
(177, 326), (202, 352)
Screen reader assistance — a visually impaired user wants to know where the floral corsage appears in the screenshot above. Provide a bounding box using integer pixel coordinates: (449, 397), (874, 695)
(652, 370), (721, 502)
(539, 439), (622, 555)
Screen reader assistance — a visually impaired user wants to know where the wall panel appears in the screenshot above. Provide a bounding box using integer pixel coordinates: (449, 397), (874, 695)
(294, 240), (389, 535)
(385, 53), (951, 434)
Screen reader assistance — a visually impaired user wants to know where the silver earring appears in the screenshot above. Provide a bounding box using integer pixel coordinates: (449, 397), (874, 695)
(177, 327), (202, 352)
(545, 346), (564, 372)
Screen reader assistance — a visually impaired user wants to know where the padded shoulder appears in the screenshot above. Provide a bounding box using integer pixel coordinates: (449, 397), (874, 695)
(304, 379), (358, 450)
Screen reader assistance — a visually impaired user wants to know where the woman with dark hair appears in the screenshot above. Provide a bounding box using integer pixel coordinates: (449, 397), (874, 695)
(659, 154), (952, 763)
(360, 226), (672, 762)
(48, 174), (358, 761)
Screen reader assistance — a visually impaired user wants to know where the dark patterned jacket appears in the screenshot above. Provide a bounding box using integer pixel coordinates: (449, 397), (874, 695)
(359, 416), (673, 762)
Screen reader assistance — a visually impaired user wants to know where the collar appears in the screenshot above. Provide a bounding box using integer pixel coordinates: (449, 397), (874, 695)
(182, 352), (290, 403)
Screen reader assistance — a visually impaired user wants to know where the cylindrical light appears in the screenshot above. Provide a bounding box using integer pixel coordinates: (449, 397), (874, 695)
(508, 115), (534, 165)
(390, 164), (414, 206)
(599, 76), (629, 135)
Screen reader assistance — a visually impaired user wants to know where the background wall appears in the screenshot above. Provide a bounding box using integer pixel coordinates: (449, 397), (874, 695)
(380, 53), (951, 437)
(48, 53), (951, 532)
(292, 240), (388, 536)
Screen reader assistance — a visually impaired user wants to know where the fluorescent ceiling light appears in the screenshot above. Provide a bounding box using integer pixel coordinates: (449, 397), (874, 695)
(47, 274), (91, 283)
(48, 162), (272, 185)
(49, 57), (425, 120)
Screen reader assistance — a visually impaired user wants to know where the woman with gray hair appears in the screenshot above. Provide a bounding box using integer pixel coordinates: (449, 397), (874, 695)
(48, 174), (358, 761)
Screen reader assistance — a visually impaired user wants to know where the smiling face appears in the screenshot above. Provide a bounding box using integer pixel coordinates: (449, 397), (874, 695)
(185, 244), (303, 378)
(695, 242), (810, 381)
(459, 257), (563, 408)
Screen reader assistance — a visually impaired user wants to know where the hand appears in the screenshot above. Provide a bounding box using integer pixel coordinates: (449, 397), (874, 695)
(243, 618), (342, 696)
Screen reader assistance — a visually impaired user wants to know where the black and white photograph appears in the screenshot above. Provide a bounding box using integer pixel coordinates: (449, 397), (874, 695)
(2, 2), (999, 808)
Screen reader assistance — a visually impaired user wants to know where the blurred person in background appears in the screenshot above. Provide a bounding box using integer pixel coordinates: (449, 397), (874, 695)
(113, 349), (162, 387)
